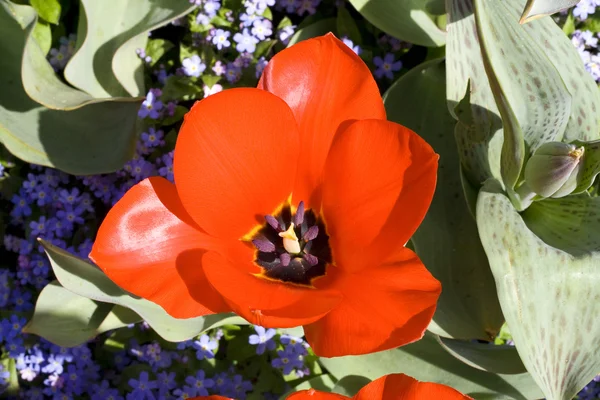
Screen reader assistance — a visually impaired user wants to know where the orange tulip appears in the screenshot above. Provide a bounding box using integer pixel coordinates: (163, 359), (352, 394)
(90, 33), (441, 356)
(189, 374), (472, 400)
(287, 374), (473, 400)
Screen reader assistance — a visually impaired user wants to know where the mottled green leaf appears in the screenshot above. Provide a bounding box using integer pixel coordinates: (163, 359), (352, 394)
(331, 376), (371, 397)
(319, 332), (543, 399)
(570, 139), (600, 194)
(30, 0), (60, 24)
(523, 194), (600, 256)
(348, 0), (445, 47)
(0, 2), (139, 174)
(287, 18), (336, 47)
(64, 0), (195, 98)
(446, 0), (504, 186)
(438, 337), (526, 374)
(520, 0), (580, 24)
(384, 59), (503, 340)
(477, 182), (600, 400)
(41, 240), (249, 342)
(475, 0), (571, 192)
(23, 281), (140, 347)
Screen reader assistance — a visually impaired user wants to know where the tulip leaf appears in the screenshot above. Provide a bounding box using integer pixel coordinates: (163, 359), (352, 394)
(40, 240), (249, 342)
(477, 182), (600, 400)
(32, 19), (51, 55)
(520, 0), (580, 24)
(0, 1), (140, 174)
(23, 281), (141, 347)
(331, 376), (371, 397)
(571, 139), (600, 194)
(523, 194), (600, 256)
(64, 0), (195, 98)
(319, 332), (543, 399)
(384, 59), (503, 340)
(446, 0), (504, 186)
(283, 374), (336, 395)
(437, 337), (526, 375)
(287, 18), (336, 47)
(475, 0), (572, 192)
(348, 0), (445, 47)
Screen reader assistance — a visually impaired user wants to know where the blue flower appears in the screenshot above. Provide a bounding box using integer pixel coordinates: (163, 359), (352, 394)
(252, 19), (273, 40)
(204, 0), (221, 16)
(172, 385), (198, 399)
(42, 354), (65, 375)
(248, 325), (277, 355)
(193, 334), (218, 360)
(128, 371), (158, 399)
(212, 29), (231, 50)
(271, 348), (304, 375)
(138, 90), (164, 119)
(182, 55), (206, 77)
(158, 151), (174, 182)
(10, 287), (33, 311)
(373, 53), (402, 79)
(92, 380), (124, 400)
(233, 29), (259, 53)
(225, 62), (242, 83)
(141, 128), (165, 148)
(156, 371), (176, 397)
(184, 370), (214, 396)
(342, 36), (361, 55)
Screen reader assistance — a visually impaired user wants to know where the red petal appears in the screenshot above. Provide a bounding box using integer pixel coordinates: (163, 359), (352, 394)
(202, 249), (342, 328)
(174, 88), (299, 239)
(258, 33), (386, 207)
(353, 374), (472, 400)
(322, 119), (438, 273)
(304, 248), (441, 357)
(90, 177), (229, 319)
(287, 389), (349, 399)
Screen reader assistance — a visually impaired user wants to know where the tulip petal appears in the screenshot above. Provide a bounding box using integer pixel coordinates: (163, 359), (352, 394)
(202, 250), (342, 328)
(90, 177), (229, 319)
(322, 119), (438, 273)
(174, 88), (300, 239)
(286, 390), (349, 399)
(305, 248), (441, 357)
(353, 373), (472, 400)
(258, 34), (386, 207)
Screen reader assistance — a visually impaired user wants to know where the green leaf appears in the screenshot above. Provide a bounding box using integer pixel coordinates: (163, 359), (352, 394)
(523, 194), (600, 256)
(437, 337), (526, 374)
(40, 240), (249, 342)
(29, 0), (60, 24)
(520, 0), (580, 23)
(287, 18), (336, 47)
(23, 281), (140, 347)
(0, 356), (19, 396)
(319, 332), (543, 399)
(162, 75), (202, 102)
(0, 2), (139, 174)
(283, 374), (337, 396)
(477, 182), (600, 399)
(475, 0), (571, 193)
(336, 6), (361, 44)
(64, 0), (195, 98)
(331, 375), (371, 397)
(384, 59), (503, 340)
(446, 0), (504, 186)
(348, 0), (445, 47)
(160, 105), (189, 127)
(145, 38), (174, 67)
(31, 19), (51, 55)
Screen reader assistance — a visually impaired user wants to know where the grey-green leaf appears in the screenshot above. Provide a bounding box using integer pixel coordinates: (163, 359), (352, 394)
(520, 0), (580, 24)
(477, 182), (600, 400)
(319, 332), (543, 399)
(0, 2), (140, 174)
(23, 281), (140, 347)
(41, 240), (249, 342)
(384, 59), (503, 340)
(64, 0), (196, 98)
(331, 376), (371, 397)
(437, 337), (527, 374)
(348, 0), (445, 47)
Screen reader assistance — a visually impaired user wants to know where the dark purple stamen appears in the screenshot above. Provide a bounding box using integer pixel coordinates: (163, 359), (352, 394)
(303, 225), (319, 241)
(280, 252), (291, 267)
(252, 238), (275, 253)
(251, 201), (330, 286)
(293, 201), (305, 226)
(265, 215), (280, 231)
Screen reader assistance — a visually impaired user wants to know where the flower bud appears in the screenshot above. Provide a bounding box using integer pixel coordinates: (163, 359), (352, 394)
(524, 142), (585, 198)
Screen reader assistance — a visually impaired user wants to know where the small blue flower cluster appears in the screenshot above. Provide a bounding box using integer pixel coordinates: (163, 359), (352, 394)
(572, 29), (600, 82)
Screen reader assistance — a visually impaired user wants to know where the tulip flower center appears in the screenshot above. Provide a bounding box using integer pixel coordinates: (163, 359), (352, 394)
(250, 201), (330, 286)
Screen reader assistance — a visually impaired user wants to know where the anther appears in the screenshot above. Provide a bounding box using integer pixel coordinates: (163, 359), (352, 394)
(303, 225), (319, 241)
